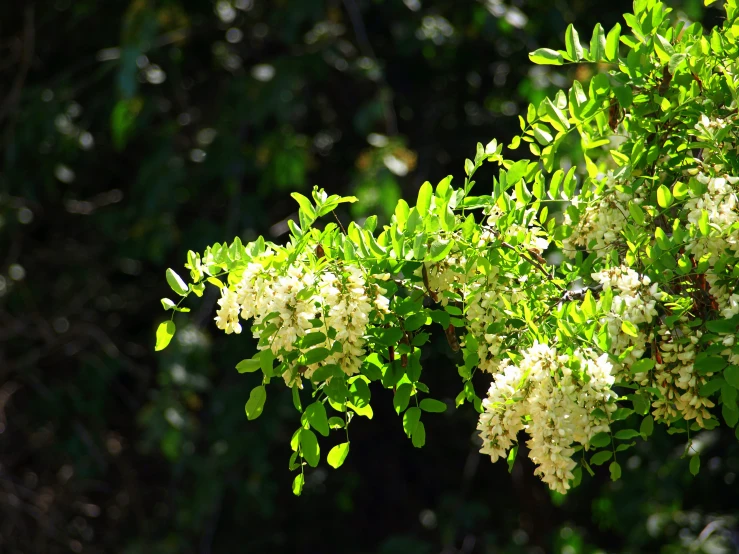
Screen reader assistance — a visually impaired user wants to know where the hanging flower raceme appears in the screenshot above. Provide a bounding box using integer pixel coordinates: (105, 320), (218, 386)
(477, 343), (616, 494)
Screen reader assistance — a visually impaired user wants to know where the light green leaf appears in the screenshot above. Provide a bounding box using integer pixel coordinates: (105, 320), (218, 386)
(236, 358), (261, 373)
(292, 473), (304, 496)
(533, 125), (553, 145)
(621, 320), (639, 337)
(605, 23), (621, 60)
(300, 428), (320, 467)
(657, 184), (673, 208)
(161, 298), (177, 310)
(590, 23), (606, 61)
(565, 24), (583, 61)
(416, 182), (433, 216)
(529, 48), (564, 65)
(166, 268), (188, 296)
(393, 383), (413, 414)
(630, 358), (655, 373)
(609, 461), (622, 480)
(291, 192), (315, 219)
(403, 407), (422, 437)
(155, 320), (176, 351)
(507, 445), (518, 473)
(327, 442), (350, 469)
(305, 402), (330, 437)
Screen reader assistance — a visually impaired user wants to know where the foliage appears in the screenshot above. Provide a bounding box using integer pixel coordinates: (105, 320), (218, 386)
(161, 0), (739, 500)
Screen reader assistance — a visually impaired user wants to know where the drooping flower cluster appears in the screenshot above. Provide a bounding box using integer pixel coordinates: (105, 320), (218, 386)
(307, 266), (377, 378)
(642, 322), (715, 425)
(562, 176), (634, 259)
(685, 172), (739, 261)
(592, 265), (663, 371)
(477, 343), (616, 494)
(215, 258), (389, 384)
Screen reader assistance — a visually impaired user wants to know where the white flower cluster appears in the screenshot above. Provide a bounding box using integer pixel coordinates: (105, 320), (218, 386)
(562, 180), (633, 259)
(420, 255), (468, 305)
(308, 266), (375, 378)
(637, 323), (715, 425)
(215, 260), (389, 384)
(592, 265), (663, 371)
(684, 172), (739, 261)
(477, 343), (616, 494)
(464, 272), (507, 374)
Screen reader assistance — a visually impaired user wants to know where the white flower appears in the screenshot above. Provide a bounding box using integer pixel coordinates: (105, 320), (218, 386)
(214, 286), (242, 334)
(477, 343), (616, 494)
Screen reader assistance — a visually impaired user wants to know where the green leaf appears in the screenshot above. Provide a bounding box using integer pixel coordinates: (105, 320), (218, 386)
(393, 383), (413, 414)
(630, 358), (655, 373)
(605, 23), (621, 60)
(507, 445), (518, 473)
(416, 182), (433, 217)
(609, 461), (622, 481)
(302, 332), (327, 348)
(236, 358), (261, 373)
(420, 398), (447, 413)
(614, 429), (641, 440)
(723, 404), (739, 428)
(640, 415), (654, 437)
(305, 402), (330, 437)
(591, 451), (613, 465)
(621, 320), (639, 337)
(260, 349), (275, 374)
(166, 268), (188, 296)
(590, 431), (611, 448)
(689, 454), (700, 476)
(706, 317), (739, 334)
(403, 407), (422, 437)
(699, 378), (725, 396)
(428, 239), (454, 262)
(565, 24), (583, 61)
(725, 366), (739, 389)
(529, 48), (564, 65)
(245, 385), (267, 420)
(292, 473), (304, 496)
(303, 347), (331, 365)
(657, 184), (673, 208)
(300, 428), (320, 467)
(722, 384), (738, 410)
(696, 355), (728, 374)
(327, 442), (350, 469)
(411, 421), (426, 448)
(292, 385), (302, 412)
(155, 321), (176, 351)
(291, 192), (315, 219)
(161, 298), (177, 310)
(612, 408), (634, 421)
(589, 23), (606, 61)
(628, 201), (645, 225)
(533, 125), (553, 145)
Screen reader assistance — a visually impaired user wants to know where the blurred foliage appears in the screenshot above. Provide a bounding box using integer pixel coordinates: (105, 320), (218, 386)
(0, 0), (737, 553)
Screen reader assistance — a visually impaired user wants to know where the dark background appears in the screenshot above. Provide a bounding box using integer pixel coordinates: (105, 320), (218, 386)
(1, 0), (738, 552)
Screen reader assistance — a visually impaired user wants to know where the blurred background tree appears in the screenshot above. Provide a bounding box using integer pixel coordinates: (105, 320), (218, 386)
(1, 0), (737, 553)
